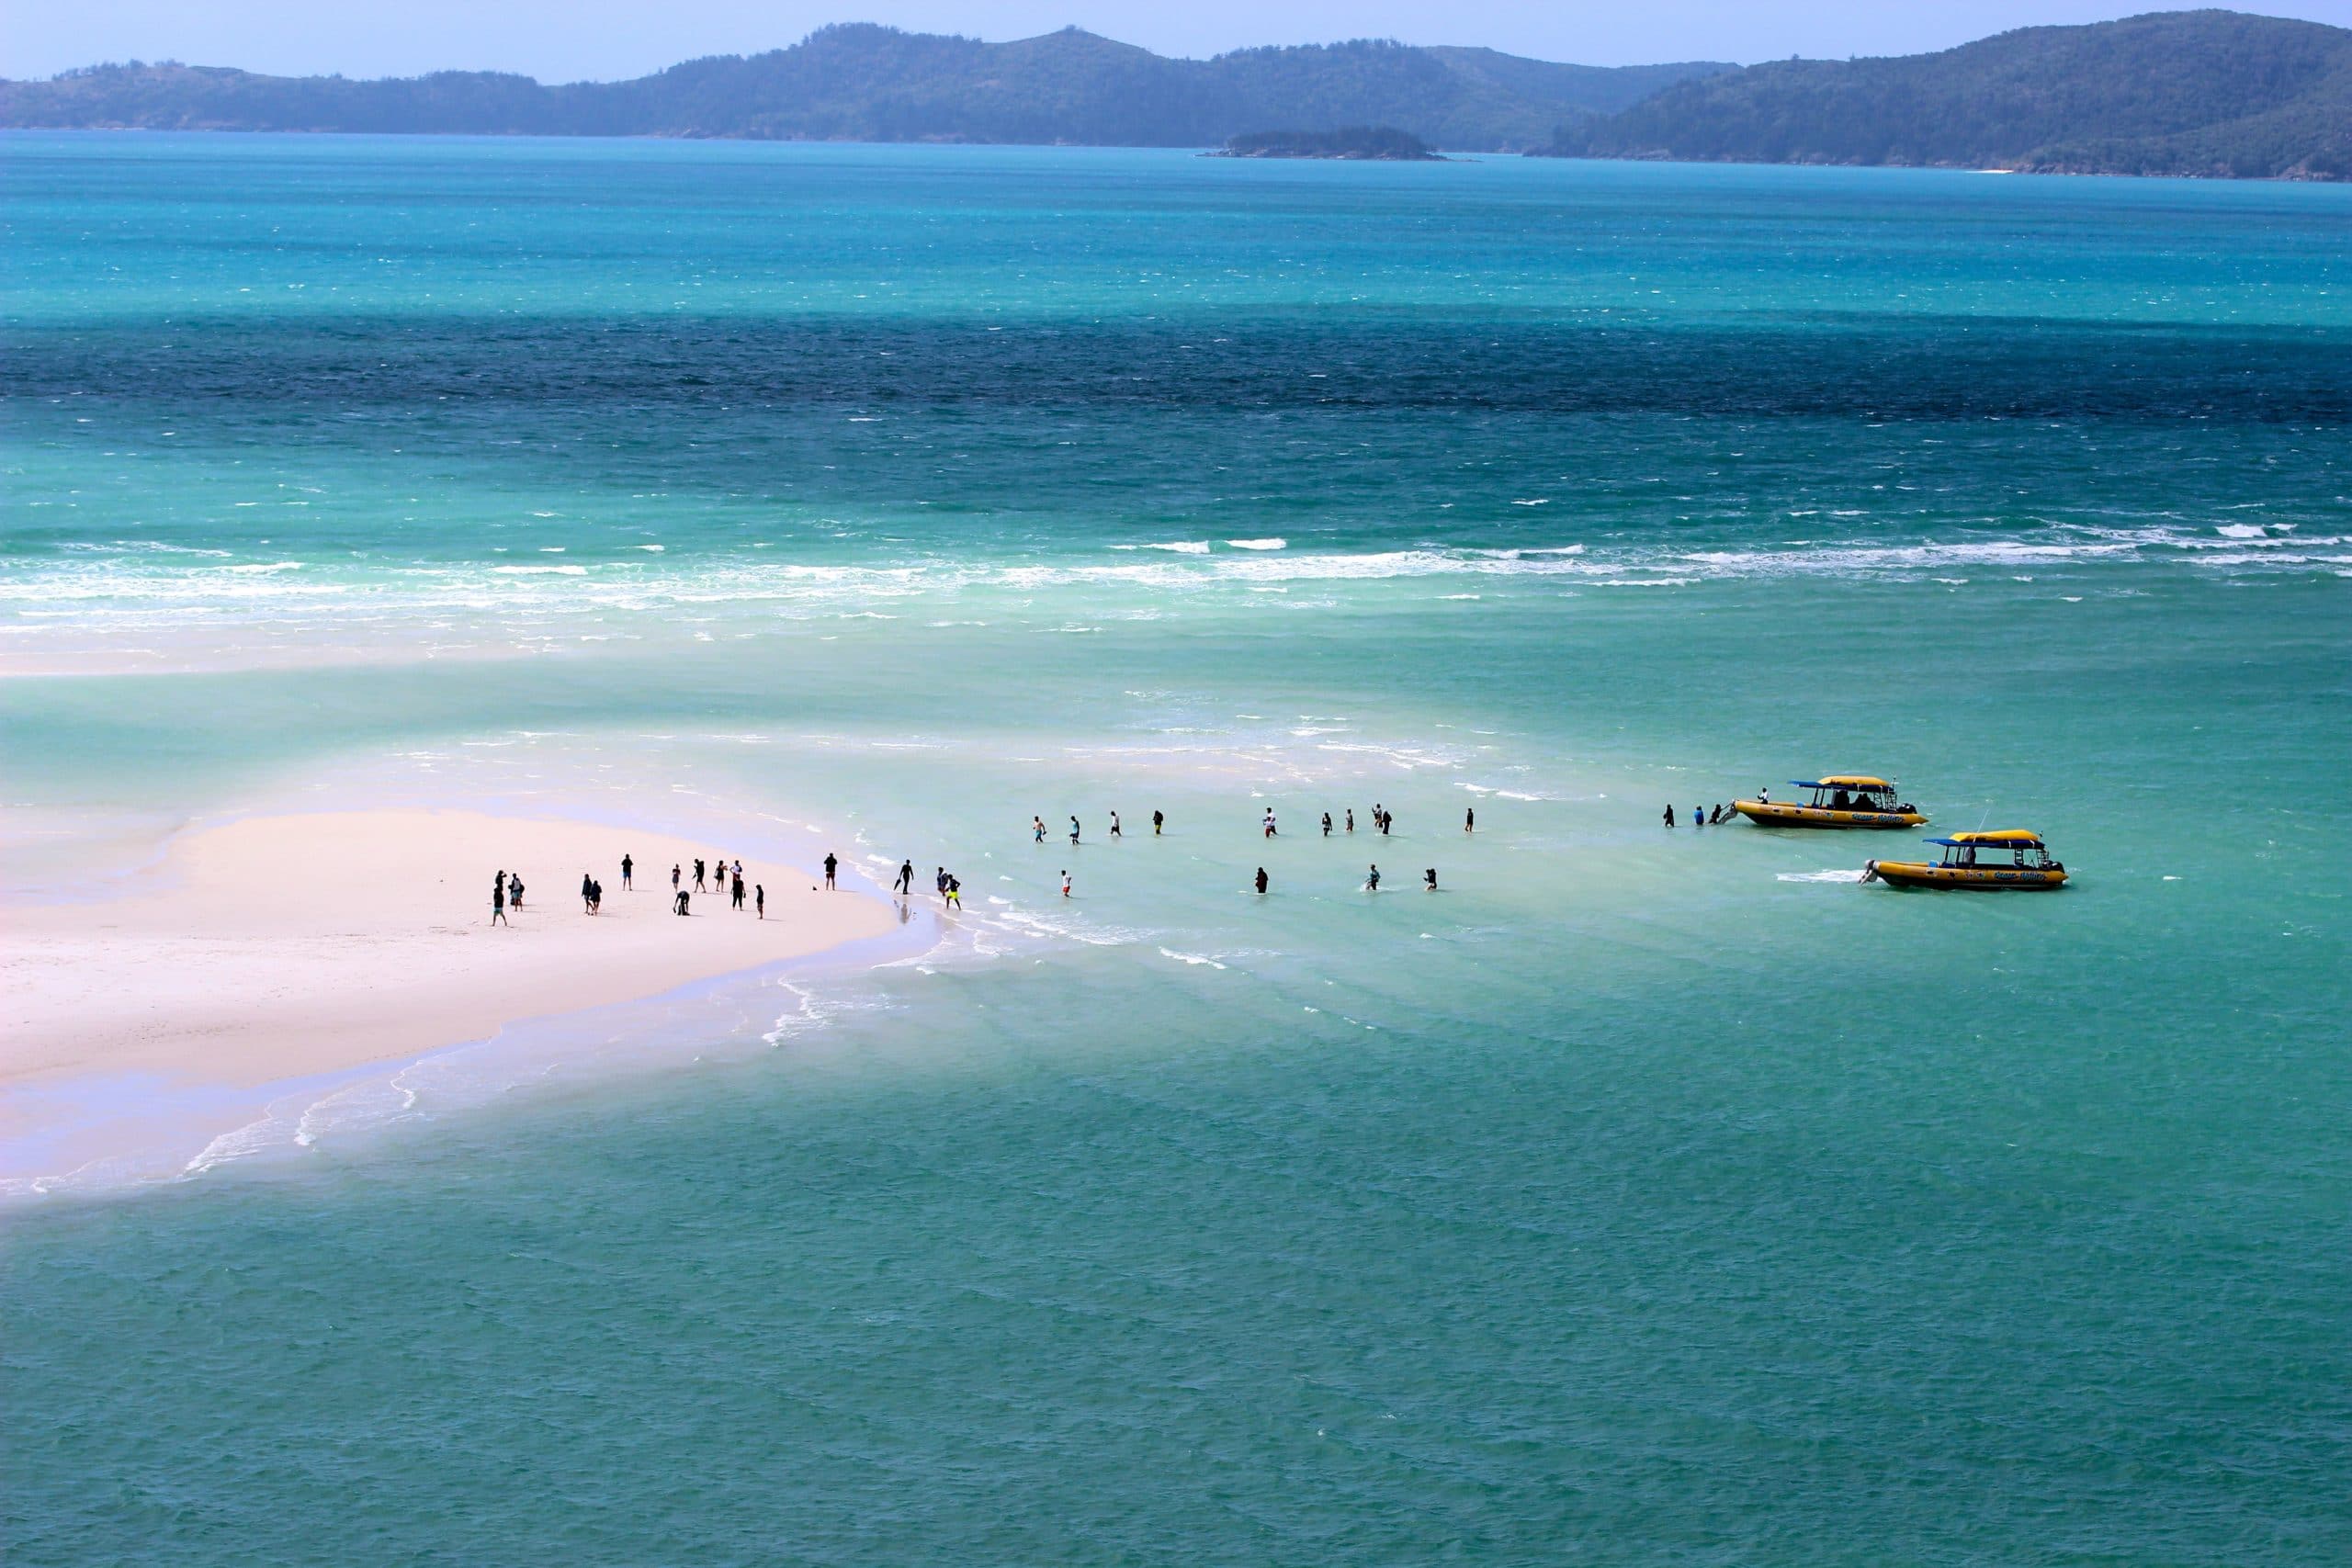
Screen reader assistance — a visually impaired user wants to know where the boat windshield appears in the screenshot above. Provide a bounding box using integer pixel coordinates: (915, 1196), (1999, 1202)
(1938, 842), (2055, 869)
(1814, 784), (1896, 809)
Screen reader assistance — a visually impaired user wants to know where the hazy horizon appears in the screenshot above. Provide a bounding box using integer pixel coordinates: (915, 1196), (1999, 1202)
(11, 1), (2352, 84)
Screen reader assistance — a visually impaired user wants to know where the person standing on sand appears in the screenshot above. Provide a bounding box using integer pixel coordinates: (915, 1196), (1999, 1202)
(494, 869), (507, 900)
(492, 882), (508, 926)
(510, 874), (525, 909)
(732, 858), (743, 886)
(592, 877), (603, 913)
(1255, 866), (1269, 896)
(672, 863), (682, 893)
(756, 885), (764, 919)
(731, 873), (745, 910)
(582, 873), (595, 913)
(1153, 809), (1163, 836)
(620, 853), (633, 890)
(896, 860), (914, 896)
(823, 852), (838, 890)
(694, 859), (706, 892)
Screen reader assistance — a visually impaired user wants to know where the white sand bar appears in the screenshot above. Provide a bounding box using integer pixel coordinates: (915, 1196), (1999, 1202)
(3, 808), (895, 1095)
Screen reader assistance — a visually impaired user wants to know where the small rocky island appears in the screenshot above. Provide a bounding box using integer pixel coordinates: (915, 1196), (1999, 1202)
(1211, 127), (1445, 161)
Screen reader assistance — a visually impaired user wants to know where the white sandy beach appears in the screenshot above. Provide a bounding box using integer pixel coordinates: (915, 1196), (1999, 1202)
(2, 807), (897, 1100)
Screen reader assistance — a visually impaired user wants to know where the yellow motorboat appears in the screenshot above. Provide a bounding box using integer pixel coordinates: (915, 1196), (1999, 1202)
(1734, 776), (1926, 829)
(1865, 830), (2068, 891)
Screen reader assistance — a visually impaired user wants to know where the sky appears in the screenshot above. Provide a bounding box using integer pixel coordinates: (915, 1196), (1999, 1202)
(10, 2), (2352, 81)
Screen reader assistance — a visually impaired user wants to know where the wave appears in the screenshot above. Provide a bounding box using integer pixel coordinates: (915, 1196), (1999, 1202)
(6, 523), (2339, 654)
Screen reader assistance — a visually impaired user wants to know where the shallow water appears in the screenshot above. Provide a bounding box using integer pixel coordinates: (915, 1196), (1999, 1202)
(3, 134), (2348, 1563)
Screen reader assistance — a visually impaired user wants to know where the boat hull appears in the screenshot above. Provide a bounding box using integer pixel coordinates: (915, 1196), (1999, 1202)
(1865, 861), (2067, 890)
(1735, 800), (1925, 829)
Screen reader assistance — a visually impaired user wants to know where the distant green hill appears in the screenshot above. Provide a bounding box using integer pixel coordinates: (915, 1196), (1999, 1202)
(0, 26), (1733, 151)
(1539, 10), (2352, 179)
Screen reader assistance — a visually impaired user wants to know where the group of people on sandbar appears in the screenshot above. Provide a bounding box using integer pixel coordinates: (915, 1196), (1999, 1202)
(488, 794), (1466, 931)
(490, 845), (858, 925)
(667, 853), (764, 917)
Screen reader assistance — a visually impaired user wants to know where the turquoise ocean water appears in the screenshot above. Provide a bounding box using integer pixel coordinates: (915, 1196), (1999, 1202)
(4, 134), (2349, 1562)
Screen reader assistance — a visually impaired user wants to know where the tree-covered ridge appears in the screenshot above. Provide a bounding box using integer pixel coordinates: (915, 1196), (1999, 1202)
(0, 25), (1733, 151)
(1538, 9), (2352, 179)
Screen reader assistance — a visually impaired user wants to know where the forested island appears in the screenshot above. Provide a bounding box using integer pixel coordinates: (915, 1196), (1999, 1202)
(1214, 127), (1441, 160)
(6, 11), (2346, 179)
(0, 27), (1724, 152)
(1535, 10), (2351, 180)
